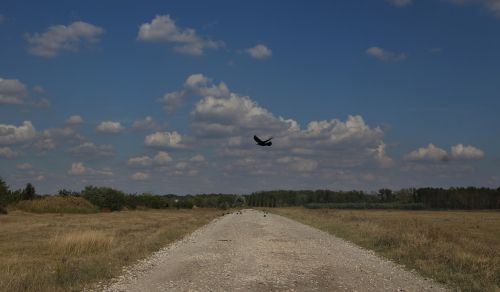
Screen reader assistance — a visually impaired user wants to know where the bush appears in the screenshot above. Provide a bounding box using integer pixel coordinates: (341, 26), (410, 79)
(14, 196), (99, 213)
(81, 186), (125, 211)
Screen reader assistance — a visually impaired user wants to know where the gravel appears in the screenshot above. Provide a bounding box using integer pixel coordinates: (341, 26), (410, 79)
(94, 209), (447, 291)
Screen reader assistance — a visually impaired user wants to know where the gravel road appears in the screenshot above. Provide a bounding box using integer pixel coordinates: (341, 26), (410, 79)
(97, 209), (446, 291)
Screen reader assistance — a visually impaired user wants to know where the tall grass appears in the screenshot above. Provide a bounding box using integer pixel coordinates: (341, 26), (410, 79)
(48, 230), (115, 255)
(270, 208), (500, 292)
(0, 209), (220, 291)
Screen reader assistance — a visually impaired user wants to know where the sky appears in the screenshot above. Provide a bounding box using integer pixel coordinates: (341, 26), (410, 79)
(1, 0), (499, 194)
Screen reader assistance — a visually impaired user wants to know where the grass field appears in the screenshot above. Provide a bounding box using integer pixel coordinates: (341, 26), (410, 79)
(270, 208), (500, 292)
(0, 209), (220, 292)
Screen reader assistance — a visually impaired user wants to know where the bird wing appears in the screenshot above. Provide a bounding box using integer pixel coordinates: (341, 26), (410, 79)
(263, 137), (273, 143)
(254, 135), (263, 143)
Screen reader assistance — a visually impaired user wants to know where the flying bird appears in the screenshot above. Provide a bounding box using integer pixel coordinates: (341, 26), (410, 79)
(254, 135), (273, 146)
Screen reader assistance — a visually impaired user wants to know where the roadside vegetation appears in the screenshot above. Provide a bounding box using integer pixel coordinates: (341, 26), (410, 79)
(270, 207), (500, 292)
(0, 208), (221, 291)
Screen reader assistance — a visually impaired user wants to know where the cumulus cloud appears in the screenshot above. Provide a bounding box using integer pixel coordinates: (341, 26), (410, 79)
(16, 163), (32, 170)
(366, 46), (408, 62)
(127, 156), (153, 167)
(245, 44), (272, 59)
(34, 127), (83, 152)
(159, 73), (230, 113)
(190, 154), (205, 162)
(137, 15), (223, 56)
(68, 162), (87, 175)
(26, 21), (104, 58)
(174, 74), (390, 178)
(277, 156), (318, 172)
(451, 144), (484, 160)
(96, 121), (125, 134)
(68, 162), (113, 176)
(132, 116), (159, 131)
(69, 142), (114, 158)
(131, 172), (149, 181)
(404, 144), (449, 162)
(65, 115), (84, 125)
(371, 142), (394, 167)
(0, 121), (37, 145)
(0, 147), (19, 159)
(144, 131), (184, 148)
(0, 77), (49, 106)
(154, 151), (172, 165)
(386, 0), (412, 6)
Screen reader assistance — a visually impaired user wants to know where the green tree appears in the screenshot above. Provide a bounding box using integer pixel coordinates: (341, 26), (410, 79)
(0, 177), (10, 214)
(22, 183), (36, 200)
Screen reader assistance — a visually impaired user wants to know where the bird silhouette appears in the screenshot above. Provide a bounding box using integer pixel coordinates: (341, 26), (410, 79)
(254, 135), (273, 146)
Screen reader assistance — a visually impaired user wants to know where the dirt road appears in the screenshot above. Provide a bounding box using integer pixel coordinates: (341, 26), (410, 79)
(98, 209), (446, 291)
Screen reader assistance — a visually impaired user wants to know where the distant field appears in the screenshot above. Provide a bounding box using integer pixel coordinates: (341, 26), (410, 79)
(270, 208), (500, 292)
(0, 209), (220, 292)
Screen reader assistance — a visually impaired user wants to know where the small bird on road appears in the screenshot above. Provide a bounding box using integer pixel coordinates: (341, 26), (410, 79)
(254, 135), (273, 146)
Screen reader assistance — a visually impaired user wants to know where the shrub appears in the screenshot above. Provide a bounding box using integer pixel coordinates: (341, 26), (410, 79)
(81, 186), (125, 211)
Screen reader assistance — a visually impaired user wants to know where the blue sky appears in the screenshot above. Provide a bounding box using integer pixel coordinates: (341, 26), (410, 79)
(1, 0), (499, 194)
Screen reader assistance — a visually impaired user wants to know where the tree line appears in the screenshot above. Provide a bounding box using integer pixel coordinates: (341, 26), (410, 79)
(1, 176), (499, 213)
(247, 188), (500, 209)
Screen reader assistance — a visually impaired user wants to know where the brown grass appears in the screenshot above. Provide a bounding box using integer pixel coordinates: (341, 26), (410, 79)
(14, 196), (99, 213)
(269, 208), (500, 292)
(0, 209), (220, 291)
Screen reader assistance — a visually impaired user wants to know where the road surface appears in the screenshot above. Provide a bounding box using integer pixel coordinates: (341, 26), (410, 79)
(98, 209), (446, 291)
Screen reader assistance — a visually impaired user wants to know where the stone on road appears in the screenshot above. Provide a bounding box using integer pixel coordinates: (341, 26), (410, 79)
(99, 209), (446, 291)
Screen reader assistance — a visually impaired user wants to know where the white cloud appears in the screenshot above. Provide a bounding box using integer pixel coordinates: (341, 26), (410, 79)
(245, 44), (272, 59)
(144, 131), (184, 148)
(159, 73), (230, 113)
(96, 121), (125, 134)
(137, 15), (223, 56)
(451, 144), (484, 160)
(371, 142), (394, 167)
(0, 147), (19, 159)
(0, 78), (28, 105)
(190, 154), (205, 162)
(65, 115), (83, 125)
(404, 144), (449, 162)
(366, 46), (408, 62)
(132, 116), (159, 131)
(0, 77), (49, 106)
(277, 156), (318, 172)
(0, 121), (37, 145)
(26, 21), (104, 58)
(131, 172), (149, 181)
(127, 156), (153, 167)
(34, 127), (83, 152)
(386, 0), (412, 6)
(68, 162), (87, 175)
(154, 151), (172, 165)
(68, 162), (113, 176)
(69, 142), (114, 158)
(16, 163), (32, 170)
(0, 15), (5, 24)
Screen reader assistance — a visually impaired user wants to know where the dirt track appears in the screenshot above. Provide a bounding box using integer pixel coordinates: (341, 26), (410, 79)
(98, 209), (446, 291)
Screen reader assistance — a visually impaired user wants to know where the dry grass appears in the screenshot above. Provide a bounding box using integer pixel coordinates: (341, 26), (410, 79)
(270, 208), (500, 292)
(0, 209), (220, 291)
(14, 196), (99, 213)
